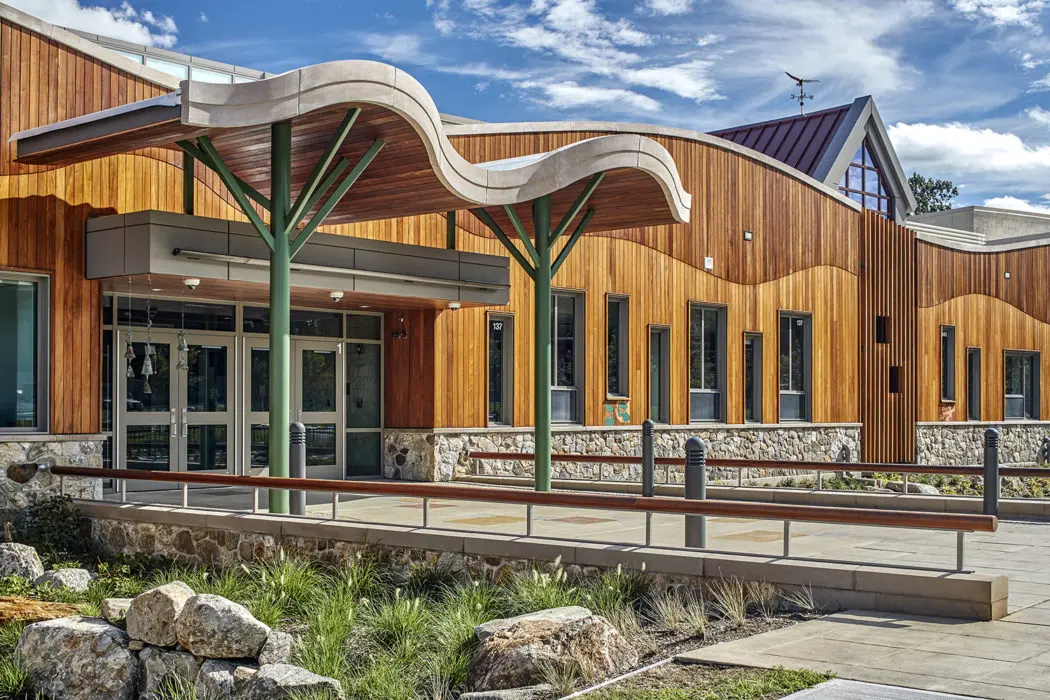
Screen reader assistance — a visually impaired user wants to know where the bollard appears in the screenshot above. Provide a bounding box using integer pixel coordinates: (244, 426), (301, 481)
(684, 437), (707, 548)
(983, 427), (1000, 517)
(641, 420), (655, 498)
(1041, 436), (1050, 465)
(290, 422), (307, 516)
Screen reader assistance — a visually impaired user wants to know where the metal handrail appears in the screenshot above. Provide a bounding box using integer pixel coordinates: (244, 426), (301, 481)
(48, 465), (996, 572)
(466, 451), (1050, 478)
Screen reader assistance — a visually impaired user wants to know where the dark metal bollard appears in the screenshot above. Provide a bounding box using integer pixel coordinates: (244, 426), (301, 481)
(290, 422), (306, 516)
(684, 437), (707, 548)
(983, 427), (1000, 517)
(641, 420), (655, 498)
(1041, 436), (1050, 465)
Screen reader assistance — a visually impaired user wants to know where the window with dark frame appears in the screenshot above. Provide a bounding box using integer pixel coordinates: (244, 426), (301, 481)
(889, 366), (901, 394)
(875, 316), (889, 344)
(606, 297), (629, 397)
(941, 326), (956, 402)
(488, 315), (513, 425)
(967, 348), (981, 421)
(0, 274), (47, 432)
(838, 140), (893, 216)
(744, 333), (763, 423)
(551, 293), (581, 422)
(1005, 351), (1040, 420)
(779, 313), (811, 421)
(689, 305), (725, 421)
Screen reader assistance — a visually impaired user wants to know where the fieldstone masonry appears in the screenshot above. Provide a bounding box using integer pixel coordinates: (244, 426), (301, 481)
(917, 422), (1050, 465)
(0, 436), (103, 509)
(384, 424), (860, 482)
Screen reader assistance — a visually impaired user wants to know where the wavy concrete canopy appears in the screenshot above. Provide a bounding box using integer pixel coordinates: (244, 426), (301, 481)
(10, 60), (691, 233)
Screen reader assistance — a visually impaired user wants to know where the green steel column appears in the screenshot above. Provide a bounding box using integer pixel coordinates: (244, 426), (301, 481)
(268, 121), (292, 514)
(532, 196), (553, 492)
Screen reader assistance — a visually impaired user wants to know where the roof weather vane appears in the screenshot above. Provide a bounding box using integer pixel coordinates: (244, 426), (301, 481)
(786, 72), (819, 115)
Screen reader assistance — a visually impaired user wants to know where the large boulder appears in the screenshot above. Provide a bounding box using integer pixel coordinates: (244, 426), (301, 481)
(139, 646), (201, 700)
(238, 663), (344, 700)
(126, 581), (195, 647)
(0, 542), (44, 580)
(467, 607), (638, 692)
(35, 568), (92, 592)
(476, 606), (591, 642)
(176, 594), (270, 658)
(100, 597), (133, 624)
(258, 630), (295, 665)
(15, 616), (138, 699)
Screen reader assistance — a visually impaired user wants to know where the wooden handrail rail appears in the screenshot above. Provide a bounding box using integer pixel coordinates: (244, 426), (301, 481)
(49, 466), (997, 533)
(466, 451), (1049, 478)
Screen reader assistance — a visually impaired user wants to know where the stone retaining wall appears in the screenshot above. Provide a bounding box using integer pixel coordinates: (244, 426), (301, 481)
(384, 424), (861, 482)
(0, 435), (103, 510)
(916, 422), (1050, 465)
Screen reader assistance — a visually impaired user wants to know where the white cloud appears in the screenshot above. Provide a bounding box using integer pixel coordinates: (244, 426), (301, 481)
(889, 121), (1050, 173)
(696, 32), (722, 47)
(1028, 106), (1050, 124)
(357, 33), (427, 63)
(9, 0), (178, 47)
(951, 0), (1048, 28)
(1031, 72), (1050, 89)
(643, 0), (694, 16)
(199, 12), (208, 23)
(983, 195), (1050, 212)
(520, 80), (662, 111)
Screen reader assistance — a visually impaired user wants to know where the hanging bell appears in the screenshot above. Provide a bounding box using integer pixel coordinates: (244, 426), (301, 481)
(126, 364), (135, 378)
(141, 354), (153, 377)
(177, 332), (188, 353)
(145, 342), (155, 357)
(124, 343), (135, 361)
(176, 352), (188, 371)
(143, 380), (152, 395)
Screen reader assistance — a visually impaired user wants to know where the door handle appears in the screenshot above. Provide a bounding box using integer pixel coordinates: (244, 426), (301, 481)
(170, 409), (177, 437)
(181, 408), (188, 438)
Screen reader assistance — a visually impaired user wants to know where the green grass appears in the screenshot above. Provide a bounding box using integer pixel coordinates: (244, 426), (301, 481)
(590, 666), (832, 700)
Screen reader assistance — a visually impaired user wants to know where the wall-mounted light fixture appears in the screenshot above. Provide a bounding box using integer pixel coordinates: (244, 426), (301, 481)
(703, 257), (714, 271)
(391, 315), (409, 340)
(1004, 271), (1012, 280)
(743, 230), (753, 241)
(330, 290), (344, 302)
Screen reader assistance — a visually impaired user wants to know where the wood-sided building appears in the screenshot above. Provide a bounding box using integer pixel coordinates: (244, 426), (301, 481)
(0, 3), (1047, 488)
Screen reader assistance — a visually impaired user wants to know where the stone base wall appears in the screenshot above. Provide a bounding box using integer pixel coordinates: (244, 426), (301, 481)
(917, 422), (1050, 465)
(0, 436), (103, 510)
(384, 424), (861, 482)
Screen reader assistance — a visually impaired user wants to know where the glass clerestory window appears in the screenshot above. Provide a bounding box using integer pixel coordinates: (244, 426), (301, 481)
(839, 140), (892, 216)
(0, 274), (47, 431)
(689, 305), (724, 421)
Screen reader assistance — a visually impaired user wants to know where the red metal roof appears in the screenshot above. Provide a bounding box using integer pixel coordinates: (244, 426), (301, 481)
(710, 104), (851, 177)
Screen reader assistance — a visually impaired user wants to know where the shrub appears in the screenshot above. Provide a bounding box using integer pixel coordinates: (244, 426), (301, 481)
(364, 590), (431, 653)
(403, 560), (463, 601)
(17, 496), (88, 562)
(507, 559), (581, 615)
(245, 551), (325, 624)
(582, 564), (651, 618)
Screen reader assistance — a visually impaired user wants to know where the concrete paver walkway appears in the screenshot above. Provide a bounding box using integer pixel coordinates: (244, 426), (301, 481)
(784, 680), (985, 699)
(678, 609), (1050, 700)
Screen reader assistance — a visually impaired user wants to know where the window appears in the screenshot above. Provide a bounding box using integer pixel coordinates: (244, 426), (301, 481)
(941, 326), (956, 402)
(488, 315), (513, 425)
(607, 296), (629, 397)
(191, 67), (234, 84)
(145, 57), (189, 80)
(689, 305), (725, 421)
(0, 274), (48, 432)
(889, 366), (901, 394)
(1005, 352), (1040, 420)
(551, 293), (582, 422)
(243, 307), (342, 337)
(649, 327), (670, 423)
(875, 316), (889, 344)
(838, 140), (892, 216)
(744, 333), (763, 423)
(967, 348), (981, 420)
(779, 313), (811, 421)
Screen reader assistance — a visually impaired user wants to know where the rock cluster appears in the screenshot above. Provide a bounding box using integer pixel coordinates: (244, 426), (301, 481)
(14, 574), (343, 700)
(467, 606), (638, 693)
(0, 541), (93, 593)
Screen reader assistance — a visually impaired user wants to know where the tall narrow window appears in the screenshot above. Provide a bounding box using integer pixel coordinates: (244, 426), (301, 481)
(779, 313), (811, 421)
(744, 333), (763, 423)
(649, 327), (670, 423)
(941, 326), (956, 402)
(551, 293), (581, 422)
(607, 296), (629, 397)
(488, 315), (513, 425)
(689, 305), (725, 421)
(1005, 351), (1040, 420)
(967, 348), (981, 421)
(0, 274), (47, 432)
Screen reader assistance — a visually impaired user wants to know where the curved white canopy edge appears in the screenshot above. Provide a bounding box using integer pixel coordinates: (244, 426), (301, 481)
(182, 60), (691, 222)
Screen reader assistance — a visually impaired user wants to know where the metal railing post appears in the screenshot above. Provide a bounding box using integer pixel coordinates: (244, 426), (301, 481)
(331, 493), (339, 520)
(903, 472), (909, 494)
(422, 497), (430, 528)
(684, 437), (707, 549)
(181, 483), (188, 508)
(783, 520), (791, 558)
(642, 420), (655, 546)
(526, 504), (534, 537)
(983, 427), (1000, 516)
(956, 531), (965, 571)
(289, 422), (307, 516)
(120, 479), (127, 503)
(252, 487), (259, 513)
(816, 470), (822, 490)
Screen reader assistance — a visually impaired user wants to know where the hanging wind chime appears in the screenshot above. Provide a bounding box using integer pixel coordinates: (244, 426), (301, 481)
(176, 308), (188, 371)
(391, 315), (409, 340)
(141, 298), (155, 394)
(124, 280), (136, 379)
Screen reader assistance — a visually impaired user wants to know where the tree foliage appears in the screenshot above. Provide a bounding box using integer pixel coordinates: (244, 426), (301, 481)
(909, 172), (958, 214)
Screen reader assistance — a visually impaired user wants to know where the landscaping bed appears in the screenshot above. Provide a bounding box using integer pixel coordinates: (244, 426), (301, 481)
(0, 497), (829, 699)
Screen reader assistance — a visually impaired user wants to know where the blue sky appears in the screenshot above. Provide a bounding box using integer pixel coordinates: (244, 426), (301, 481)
(19, 0), (1050, 211)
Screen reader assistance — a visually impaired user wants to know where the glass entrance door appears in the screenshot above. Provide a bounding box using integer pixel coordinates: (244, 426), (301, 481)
(119, 331), (233, 480)
(296, 341), (343, 479)
(345, 339), (382, 477)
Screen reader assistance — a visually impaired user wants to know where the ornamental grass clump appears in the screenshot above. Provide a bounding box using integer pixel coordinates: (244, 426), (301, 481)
(708, 577), (749, 628)
(507, 557), (581, 614)
(582, 563), (651, 618)
(364, 589), (431, 653)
